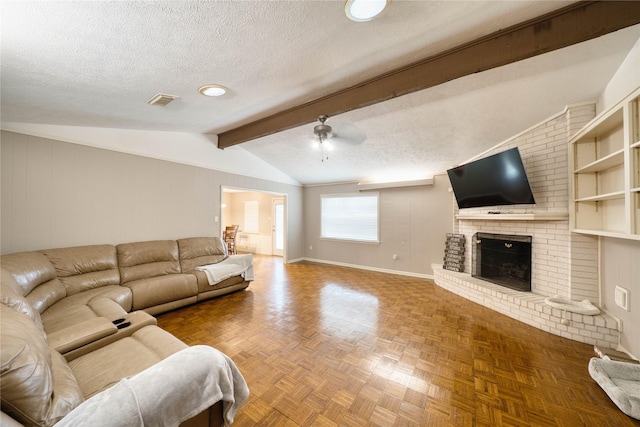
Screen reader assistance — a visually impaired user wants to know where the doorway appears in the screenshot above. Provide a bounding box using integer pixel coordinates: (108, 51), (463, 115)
(272, 199), (284, 256)
(221, 187), (286, 259)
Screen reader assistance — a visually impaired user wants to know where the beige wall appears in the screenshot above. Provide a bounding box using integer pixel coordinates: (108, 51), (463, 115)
(601, 238), (640, 357)
(303, 175), (454, 277)
(1, 131), (303, 259)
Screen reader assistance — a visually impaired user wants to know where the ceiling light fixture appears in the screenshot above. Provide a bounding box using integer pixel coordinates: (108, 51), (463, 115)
(344, 0), (389, 22)
(313, 115), (334, 162)
(198, 84), (228, 97)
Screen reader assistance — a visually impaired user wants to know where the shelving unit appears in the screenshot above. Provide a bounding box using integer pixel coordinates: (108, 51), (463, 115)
(570, 87), (640, 240)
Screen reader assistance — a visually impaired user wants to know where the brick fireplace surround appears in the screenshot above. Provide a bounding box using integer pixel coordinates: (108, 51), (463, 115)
(433, 103), (619, 349)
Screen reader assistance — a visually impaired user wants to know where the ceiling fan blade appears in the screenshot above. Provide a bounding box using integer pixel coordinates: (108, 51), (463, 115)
(331, 123), (367, 146)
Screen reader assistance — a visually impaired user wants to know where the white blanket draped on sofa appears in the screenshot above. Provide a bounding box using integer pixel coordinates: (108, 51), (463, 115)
(196, 254), (254, 286)
(57, 345), (249, 427)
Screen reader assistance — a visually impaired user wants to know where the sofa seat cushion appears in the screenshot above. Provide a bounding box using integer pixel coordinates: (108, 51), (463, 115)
(67, 325), (188, 398)
(0, 304), (84, 426)
(123, 274), (197, 311)
(41, 285), (131, 333)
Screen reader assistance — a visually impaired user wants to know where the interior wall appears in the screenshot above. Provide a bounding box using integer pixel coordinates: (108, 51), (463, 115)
(303, 174), (453, 277)
(598, 37), (640, 113)
(600, 238), (640, 357)
(1, 123), (300, 186)
(1, 131), (303, 260)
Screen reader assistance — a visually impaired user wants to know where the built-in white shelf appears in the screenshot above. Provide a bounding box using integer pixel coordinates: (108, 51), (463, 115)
(573, 228), (640, 241)
(569, 87), (640, 240)
(574, 149), (624, 173)
(456, 212), (569, 221)
(574, 191), (625, 202)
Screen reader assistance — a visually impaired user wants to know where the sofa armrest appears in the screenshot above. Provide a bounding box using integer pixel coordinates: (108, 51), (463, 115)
(56, 345), (249, 427)
(47, 318), (117, 354)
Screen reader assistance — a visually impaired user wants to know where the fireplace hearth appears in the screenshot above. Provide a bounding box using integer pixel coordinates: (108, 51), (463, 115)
(472, 232), (532, 292)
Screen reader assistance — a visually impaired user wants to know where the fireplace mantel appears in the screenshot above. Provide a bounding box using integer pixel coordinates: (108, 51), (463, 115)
(456, 212), (568, 221)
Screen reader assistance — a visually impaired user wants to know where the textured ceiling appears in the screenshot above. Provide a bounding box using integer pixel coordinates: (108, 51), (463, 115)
(2, 1), (639, 185)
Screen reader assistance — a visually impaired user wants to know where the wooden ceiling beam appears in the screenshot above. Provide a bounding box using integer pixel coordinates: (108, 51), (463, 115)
(217, 1), (640, 149)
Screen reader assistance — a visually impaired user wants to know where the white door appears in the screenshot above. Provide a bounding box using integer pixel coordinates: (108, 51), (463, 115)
(272, 199), (284, 256)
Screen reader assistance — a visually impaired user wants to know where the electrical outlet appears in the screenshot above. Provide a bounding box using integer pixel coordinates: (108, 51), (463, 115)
(615, 286), (629, 311)
(309, 245), (312, 251)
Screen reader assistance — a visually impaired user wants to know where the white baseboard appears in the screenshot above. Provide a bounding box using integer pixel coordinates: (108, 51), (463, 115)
(292, 257), (433, 279)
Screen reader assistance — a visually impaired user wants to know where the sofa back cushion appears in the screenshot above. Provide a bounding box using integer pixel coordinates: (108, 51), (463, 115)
(1, 252), (66, 314)
(41, 245), (120, 296)
(0, 304), (84, 426)
(117, 240), (181, 285)
(1, 270), (45, 334)
(177, 237), (227, 272)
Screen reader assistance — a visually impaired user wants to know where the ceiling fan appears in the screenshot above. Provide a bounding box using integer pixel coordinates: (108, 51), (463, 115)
(311, 115), (366, 161)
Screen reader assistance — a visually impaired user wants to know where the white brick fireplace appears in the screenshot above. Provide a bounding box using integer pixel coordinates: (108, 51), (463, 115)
(433, 104), (620, 348)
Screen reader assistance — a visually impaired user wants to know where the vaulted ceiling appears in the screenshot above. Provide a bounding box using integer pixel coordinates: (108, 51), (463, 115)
(2, 1), (639, 185)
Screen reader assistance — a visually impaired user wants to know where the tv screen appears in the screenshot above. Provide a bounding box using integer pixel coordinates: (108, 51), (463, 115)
(446, 147), (536, 209)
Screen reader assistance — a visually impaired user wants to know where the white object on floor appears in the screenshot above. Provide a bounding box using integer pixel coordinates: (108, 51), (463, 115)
(544, 295), (600, 315)
(589, 357), (640, 420)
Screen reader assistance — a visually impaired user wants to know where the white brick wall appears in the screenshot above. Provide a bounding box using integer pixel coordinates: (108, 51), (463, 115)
(433, 265), (619, 348)
(435, 105), (614, 346)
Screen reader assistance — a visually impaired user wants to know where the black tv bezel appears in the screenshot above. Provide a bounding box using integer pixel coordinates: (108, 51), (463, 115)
(446, 147), (536, 210)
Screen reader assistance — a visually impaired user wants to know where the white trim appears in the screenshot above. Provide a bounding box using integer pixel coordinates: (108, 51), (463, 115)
(303, 180), (360, 188)
(296, 257), (433, 279)
(357, 178), (433, 191)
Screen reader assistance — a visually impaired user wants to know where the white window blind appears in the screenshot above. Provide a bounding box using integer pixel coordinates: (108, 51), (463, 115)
(321, 193), (379, 242)
(244, 200), (259, 233)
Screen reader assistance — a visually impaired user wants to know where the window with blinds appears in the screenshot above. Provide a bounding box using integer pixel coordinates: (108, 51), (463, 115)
(320, 193), (379, 243)
(244, 200), (259, 233)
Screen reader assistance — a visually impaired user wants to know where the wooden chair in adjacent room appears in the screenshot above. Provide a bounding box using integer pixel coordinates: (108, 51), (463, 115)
(224, 225), (239, 255)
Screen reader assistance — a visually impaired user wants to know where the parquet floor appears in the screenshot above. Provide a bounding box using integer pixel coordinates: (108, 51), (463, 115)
(157, 256), (639, 426)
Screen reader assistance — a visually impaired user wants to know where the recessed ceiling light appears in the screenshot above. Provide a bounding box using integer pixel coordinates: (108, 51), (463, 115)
(198, 84), (228, 97)
(345, 0), (389, 22)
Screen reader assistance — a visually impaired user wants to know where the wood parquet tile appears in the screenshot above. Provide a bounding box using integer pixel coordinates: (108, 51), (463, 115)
(157, 256), (639, 426)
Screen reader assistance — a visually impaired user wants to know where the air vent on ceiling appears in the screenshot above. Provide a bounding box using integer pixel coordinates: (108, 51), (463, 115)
(146, 93), (178, 106)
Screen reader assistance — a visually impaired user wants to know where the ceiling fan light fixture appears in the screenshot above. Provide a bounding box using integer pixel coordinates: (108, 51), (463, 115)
(198, 84), (228, 97)
(313, 115), (333, 140)
(345, 0), (389, 22)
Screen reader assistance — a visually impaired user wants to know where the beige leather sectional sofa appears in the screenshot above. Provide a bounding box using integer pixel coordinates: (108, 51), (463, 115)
(0, 237), (251, 426)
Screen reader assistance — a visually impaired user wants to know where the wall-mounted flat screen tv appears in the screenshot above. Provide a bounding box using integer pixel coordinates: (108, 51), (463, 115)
(446, 147), (536, 209)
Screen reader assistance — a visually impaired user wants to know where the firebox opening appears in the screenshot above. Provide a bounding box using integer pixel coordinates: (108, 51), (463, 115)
(472, 232), (532, 292)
